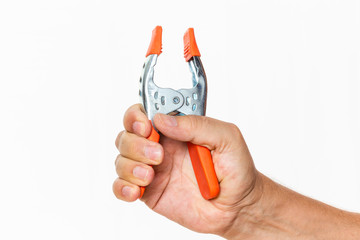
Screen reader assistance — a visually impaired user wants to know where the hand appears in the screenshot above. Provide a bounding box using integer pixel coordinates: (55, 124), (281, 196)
(113, 104), (261, 236)
(113, 104), (360, 239)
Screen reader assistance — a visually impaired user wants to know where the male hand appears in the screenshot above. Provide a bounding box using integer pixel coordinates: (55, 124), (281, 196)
(113, 104), (261, 236)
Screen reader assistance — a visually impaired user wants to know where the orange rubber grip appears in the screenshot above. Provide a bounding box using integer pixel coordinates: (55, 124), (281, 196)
(140, 121), (160, 198)
(187, 143), (220, 199)
(145, 26), (162, 57)
(183, 28), (201, 62)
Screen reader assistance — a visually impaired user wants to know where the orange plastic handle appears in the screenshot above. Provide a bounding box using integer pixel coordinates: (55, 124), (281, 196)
(187, 143), (220, 199)
(140, 121), (160, 198)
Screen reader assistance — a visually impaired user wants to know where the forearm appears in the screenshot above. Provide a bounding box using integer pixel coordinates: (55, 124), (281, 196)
(224, 173), (360, 240)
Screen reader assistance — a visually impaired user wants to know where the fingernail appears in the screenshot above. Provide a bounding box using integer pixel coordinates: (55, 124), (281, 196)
(132, 121), (145, 135)
(160, 114), (177, 127)
(122, 186), (133, 197)
(133, 166), (149, 180)
(144, 145), (162, 161)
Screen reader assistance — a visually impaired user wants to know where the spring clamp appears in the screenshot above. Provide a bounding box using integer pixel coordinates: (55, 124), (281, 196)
(139, 26), (219, 200)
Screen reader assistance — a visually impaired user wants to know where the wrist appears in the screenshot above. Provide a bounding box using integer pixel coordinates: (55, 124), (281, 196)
(222, 172), (297, 240)
(222, 173), (360, 240)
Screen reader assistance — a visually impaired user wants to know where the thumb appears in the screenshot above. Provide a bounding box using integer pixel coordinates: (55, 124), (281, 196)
(153, 114), (244, 151)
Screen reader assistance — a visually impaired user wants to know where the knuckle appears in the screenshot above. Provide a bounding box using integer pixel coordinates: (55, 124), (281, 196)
(115, 156), (126, 177)
(124, 135), (143, 158)
(130, 136), (144, 155)
(228, 123), (242, 139)
(123, 104), (138, 118)
(115, 131), (125, 148)
(114, 153), (121, 166)
(201, 116), (211, 128)
(185, 115), (199, 136)
(118, 133), (126, 154)
(123, 104), (144, 122)
(118, 132), (134, 155)
(123, 104), (149, 135)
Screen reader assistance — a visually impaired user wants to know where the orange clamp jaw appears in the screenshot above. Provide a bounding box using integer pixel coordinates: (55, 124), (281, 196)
(146, 26), (162, 57)
(183, 28), (201, 62)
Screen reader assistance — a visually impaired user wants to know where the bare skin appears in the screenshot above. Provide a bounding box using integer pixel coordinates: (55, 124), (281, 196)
(113, 104), (360, 239)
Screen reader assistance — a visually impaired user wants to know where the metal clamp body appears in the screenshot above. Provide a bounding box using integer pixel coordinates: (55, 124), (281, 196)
(140, 55), (207, 130)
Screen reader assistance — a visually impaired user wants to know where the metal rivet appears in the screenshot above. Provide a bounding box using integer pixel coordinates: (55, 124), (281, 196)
(154, 92), (158, 99)
(173, 97), (180, 104)
(139, 90), (142, 97)
(155, 103), (159, 110)
(192, 93), (198, 100)
(186, 97), (190, 106)
(161, 96), (165, 105)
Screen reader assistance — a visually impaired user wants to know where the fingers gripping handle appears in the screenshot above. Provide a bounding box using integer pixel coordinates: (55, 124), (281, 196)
(140, 121), (219, 199)
(140, 121), (160, 198)
(147, 121), (160, 142)
(187, 143), (220, 199)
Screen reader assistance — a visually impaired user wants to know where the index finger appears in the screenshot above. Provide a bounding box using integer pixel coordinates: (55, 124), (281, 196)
(123, 104), (152, 137)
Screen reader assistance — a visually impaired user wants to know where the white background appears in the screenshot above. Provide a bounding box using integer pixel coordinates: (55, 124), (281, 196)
(0, 0), (359, 239)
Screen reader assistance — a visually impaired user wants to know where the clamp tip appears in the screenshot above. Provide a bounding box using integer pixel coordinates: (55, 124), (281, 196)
(146, 26), (163, 57)
(183, 28), (201, 62)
